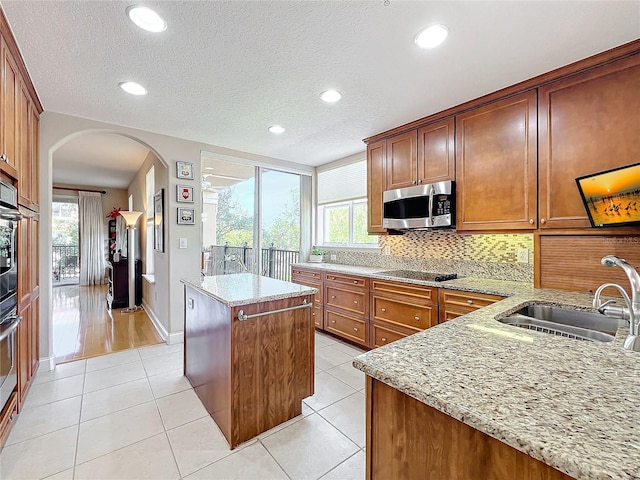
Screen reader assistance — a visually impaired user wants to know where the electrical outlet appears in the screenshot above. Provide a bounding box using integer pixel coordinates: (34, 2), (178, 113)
(330, 254), (337, 261)
(383, 245), (391, 256)
(517, 248), (529, 263)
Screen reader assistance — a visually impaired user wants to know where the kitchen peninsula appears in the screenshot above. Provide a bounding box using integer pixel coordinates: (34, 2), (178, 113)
(181, 274), (317, 448)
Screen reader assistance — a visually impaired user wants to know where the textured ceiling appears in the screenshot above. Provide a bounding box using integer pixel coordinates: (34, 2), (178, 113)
(3, 1), (640, 169)
(53, 133), (150, 188)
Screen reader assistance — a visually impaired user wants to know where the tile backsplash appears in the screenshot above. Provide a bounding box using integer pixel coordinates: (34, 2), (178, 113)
(322, 231), (534, 283)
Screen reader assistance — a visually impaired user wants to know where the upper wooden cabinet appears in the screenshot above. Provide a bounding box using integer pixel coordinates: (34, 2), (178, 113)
(538, 54), (640, 229)
(386, 131), (417, 190)
(417, 117), (455, 184)
(28, 103), (39, 208)
(455, 90), (538, 231)
(0, 36), (20, 178)
(367, 139), (386, 234)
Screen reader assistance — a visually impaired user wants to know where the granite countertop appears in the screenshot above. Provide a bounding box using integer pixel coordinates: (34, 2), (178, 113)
(352, 288), (640, 480)
(181, 273), (317, 307)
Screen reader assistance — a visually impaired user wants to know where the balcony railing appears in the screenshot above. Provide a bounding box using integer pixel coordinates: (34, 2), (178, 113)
(52, 244), (79, 283)
(203, 244), (299, 281)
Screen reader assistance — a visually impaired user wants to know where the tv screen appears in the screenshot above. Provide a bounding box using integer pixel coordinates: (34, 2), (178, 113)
(576, 163), (640, 228)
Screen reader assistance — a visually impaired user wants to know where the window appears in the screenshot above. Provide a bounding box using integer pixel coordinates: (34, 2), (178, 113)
(145, 166), (155, 274)
(317, 158), (377, 248)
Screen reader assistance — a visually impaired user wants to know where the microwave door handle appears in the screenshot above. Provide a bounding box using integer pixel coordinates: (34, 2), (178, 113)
(428, 185), (435, 226)
(0, 315), (22, 342)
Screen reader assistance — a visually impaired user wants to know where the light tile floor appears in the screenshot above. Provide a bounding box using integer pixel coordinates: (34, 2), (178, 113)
(1, 332), (366, 480)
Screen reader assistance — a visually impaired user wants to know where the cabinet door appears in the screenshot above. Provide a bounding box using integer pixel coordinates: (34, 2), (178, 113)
(17, 83), (30, 206)
(456, 91), (537, 231)
(1, 38), (20, 176)
(29, 295), (39, 377)
(417, 117), (455, 184)
(28, 103), (39, 208)
(367, 139), (386, 234)
(16, 304), (30, 407)
(17, 208), (31, 307)
(386, 130), (417, 190)
(538, 54), (640, 229)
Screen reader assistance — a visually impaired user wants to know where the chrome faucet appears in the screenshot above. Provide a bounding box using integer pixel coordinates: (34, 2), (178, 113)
(593, 255), (640, 352)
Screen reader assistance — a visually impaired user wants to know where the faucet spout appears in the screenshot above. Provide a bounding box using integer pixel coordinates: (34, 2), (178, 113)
(600, 256), (640, 313)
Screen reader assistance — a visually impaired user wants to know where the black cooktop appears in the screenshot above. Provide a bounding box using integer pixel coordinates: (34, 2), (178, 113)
(376, 270), (458, 282)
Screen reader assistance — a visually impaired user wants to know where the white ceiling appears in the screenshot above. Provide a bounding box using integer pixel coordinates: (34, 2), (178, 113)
(3, 1), (640, 172)
(52, 133), (150, 189)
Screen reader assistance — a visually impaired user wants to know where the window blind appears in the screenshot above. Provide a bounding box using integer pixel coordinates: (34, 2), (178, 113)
(317, 160), (367, 205)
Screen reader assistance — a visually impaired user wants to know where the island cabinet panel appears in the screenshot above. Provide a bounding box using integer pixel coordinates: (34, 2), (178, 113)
(386, 130), (417, 190)
(417, 117), (455, 184)
(184, 285), (314, 449)
(538, 53), (640, 229)
(291, 267), (324, 329)
(439, 289), (505, 323)
(455, 90), (538, 231)
(366, 378), (574, 480)
(324, 273), (369, 347)
(367, 140), (386, 234)
(369, 280), (438, 345)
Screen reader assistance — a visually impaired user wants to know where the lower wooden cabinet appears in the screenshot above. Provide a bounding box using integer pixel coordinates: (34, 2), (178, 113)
(292, 267), (324, 330)
(439, 289), (504, 324)
(0, 392), (17, 449)
(324, 273), (369, 347)
(370, 322), (407, 348)
(325, 309), (368, 346)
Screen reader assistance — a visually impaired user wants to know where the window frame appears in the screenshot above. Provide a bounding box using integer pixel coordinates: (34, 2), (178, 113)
(317, 197), (378, 248)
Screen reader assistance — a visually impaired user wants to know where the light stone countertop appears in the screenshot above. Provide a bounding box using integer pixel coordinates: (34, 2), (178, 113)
(293, 263), (639, 479)
(181, 273), (317, 307)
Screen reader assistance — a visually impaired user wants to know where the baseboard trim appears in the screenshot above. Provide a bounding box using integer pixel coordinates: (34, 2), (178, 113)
(39, 356), (55, 372)
(168, 331), (184, 345)
(142, 300), (169, 342)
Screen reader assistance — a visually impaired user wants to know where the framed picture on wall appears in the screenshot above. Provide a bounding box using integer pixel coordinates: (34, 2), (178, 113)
(177, 207), (195, 225)
(153, 189), (164, 252)
(176, 161), (194, 180)
(176, 185), (194, 203)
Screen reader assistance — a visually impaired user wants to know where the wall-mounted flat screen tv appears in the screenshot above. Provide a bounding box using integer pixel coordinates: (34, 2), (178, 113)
(576, 163), (640, 228)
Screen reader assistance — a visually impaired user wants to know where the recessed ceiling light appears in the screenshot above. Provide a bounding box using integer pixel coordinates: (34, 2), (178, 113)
(414, 24), (449, 49)
(127, 6), (167, 33)
(119, 81), (148, 96)
(320, 89), (342, 103)
(268, 125), (285, 134)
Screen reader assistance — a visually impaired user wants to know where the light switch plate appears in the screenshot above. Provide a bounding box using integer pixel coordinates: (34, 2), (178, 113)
(383, 245), (391, 256)
(517, 248), (529, 263)
(179, 238), (188, 249)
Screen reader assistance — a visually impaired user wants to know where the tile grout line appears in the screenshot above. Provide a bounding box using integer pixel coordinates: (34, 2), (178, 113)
(258, 437), (294, 480)
(316, 448), (362, 479)
(70, 357), (88, 478)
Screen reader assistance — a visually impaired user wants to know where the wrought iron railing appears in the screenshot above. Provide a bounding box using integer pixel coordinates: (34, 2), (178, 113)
(52, 244), (79, 282)
(203, 244), (300, 281)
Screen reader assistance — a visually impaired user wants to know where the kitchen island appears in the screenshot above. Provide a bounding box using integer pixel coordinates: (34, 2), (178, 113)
(181, 274), (317, 448)
(353, 287), (640, 480)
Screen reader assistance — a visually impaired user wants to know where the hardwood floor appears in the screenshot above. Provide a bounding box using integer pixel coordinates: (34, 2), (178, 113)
(52, 284), (163, 364)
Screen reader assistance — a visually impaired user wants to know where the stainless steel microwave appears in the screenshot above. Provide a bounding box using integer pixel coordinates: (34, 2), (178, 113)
(383, 180), (455, 230)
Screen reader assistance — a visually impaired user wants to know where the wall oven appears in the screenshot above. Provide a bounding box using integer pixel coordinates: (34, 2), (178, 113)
(0, 179), (22, 413)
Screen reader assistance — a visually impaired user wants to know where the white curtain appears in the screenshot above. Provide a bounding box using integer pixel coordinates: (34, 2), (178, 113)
(79, 192), (106, 285)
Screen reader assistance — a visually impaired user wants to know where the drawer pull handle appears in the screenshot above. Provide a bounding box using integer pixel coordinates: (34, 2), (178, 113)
(331, 320), (336, 324)
(467, 299), (473, 304)
(414, 316), (420, 321)
(331, 295), (336, 299)
(353, 280), (358, 284)
(381, 308), (386, 312)
(381, 337), (387, 342)
(330, 276), (335, 279)
(354, 327), (358, 332)
(353, 300), (358, 304)
(312, 312), (316, 316)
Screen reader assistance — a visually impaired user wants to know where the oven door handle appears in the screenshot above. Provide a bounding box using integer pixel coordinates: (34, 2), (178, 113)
(0, 315), (22, 342)
(0, 210), (22, 221)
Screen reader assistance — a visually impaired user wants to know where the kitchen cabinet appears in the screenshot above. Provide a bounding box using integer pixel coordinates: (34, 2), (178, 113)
(417, 117), (455, 184)
(28, 103), (39, 208)
(366, 377), (573, 480)
(439, 289), (504, 323)
(324, 273), (369, 347)
(455, 90), (538, 231)
(538, 53), (640, 229)
(370, 279), (437, 345)
(367, 140), (386, 234)
(0, 36), (20, 178)
(0, 392), (17, 448)
(291, 266), (324, 330)
(184, 279), (314, 448)
(385, 130), (417, 190)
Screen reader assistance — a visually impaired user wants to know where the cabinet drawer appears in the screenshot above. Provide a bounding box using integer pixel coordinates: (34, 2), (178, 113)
(312, 304), (324, 330)
(439, 289), (504, 311)
(371, 322), (408, 348)
(291, 268), (323, 281)
(439, 306), (471, 323)
(292, 276), (323, 304)
(370, 279), (436, 303)
(325, 310), (367, 346)
(371, 295), (436, 332)
(324, 273), (368, 290)
(0, 391), (17, 449)
(325, 285), (368, 317)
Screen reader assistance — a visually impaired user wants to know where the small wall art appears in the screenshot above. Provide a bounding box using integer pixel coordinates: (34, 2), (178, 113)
(177, 207), (195, 225)
(153, 189), (164, 252)
(176, 161), (194, 180)
(176, 184), (194, 203)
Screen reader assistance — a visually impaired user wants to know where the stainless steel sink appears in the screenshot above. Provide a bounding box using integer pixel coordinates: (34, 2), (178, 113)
(498, 304), (625, 342)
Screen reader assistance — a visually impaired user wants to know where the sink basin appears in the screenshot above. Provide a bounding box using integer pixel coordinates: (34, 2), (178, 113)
(498, 304), (625, 342)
